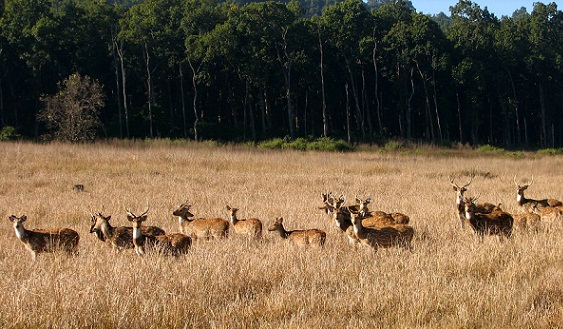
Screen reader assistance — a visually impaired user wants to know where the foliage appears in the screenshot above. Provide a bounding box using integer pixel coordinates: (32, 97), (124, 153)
(0, 0), (562, 149)
(37, 73), (105, 143)
(0, 126), (20, 140)
(258, 136), (353, 151)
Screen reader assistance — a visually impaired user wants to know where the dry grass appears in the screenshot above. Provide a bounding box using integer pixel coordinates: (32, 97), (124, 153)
(0, 141), (561, 328)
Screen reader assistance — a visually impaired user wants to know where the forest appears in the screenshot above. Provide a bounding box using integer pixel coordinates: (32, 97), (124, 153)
(0, 0), (562, 148)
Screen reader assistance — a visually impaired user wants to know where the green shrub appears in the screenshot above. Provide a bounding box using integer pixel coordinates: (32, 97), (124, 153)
(537, 148), (563, 155)
(257, 137), (353, 152)
(476, 144), (504, 153)
(0, 126), (19, 141)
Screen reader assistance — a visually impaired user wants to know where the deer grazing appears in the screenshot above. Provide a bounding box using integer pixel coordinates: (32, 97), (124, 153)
(127, 208), (191, 256)
(349, 210), (414, 251)
(172, 202), (229, 239)
(460, 196), (513, 238)
(514, 175), (562, 213)
(268, 217), (326, 247)
(226, 206), (262, 239)
(9, 215), (80, 259)
(89, 212), (165, 252)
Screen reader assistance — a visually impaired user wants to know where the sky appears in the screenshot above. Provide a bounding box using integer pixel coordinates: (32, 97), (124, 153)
(411, 1), (537, 17)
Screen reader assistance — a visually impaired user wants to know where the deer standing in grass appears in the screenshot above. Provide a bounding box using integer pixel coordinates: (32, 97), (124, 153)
(127, 208), (191, 256)
(460, 196), (513, 238)
(226, 206), (262, 239)
(172, 202), (229, 239)
(514, 175), (562, 213)
(349, 210), (414, 251)
(9, 215), (80, 259)
(268, 217), (326, 247)
(89, 212), (165, 252)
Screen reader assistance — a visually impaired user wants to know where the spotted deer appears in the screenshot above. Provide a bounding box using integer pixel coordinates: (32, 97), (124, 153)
(172, 202), (229, 239)
(126, 208), (191, 256)
(449, 174), (496, 228)
(514, 175), (562, 213)
(226, 206), (262, 239)
(9, 215), (80, 259)
(268, 217), (326, 247)
(89, 212), (165, 252)
(512, 212), (541, 231)
(460, 196), (513, 238)
(349, 210), (414, 251)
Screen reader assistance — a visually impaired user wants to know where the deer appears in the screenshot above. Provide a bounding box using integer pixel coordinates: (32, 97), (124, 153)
(172, 202), (229, 239)
(531, 204), (563, 224)
(226, 206), (262, 239)
(460, 196), (513, 238)
(126, 208), (191, 256)
(9, 215), (80, 260)
(89, 212), (165, 252)
(449, 174), (496, 221)
(268, 217), (326, 247)
(348, 210), (414, 251)
(514, 175), (562, 213)
(512, 212), (541, 231)
(323, 194), (409, 227)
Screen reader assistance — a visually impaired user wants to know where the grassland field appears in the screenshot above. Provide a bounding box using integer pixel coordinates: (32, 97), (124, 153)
(0, 141), (561, 328)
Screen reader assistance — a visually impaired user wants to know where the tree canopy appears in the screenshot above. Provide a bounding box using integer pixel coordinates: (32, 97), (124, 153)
(1, 0), (562, 148)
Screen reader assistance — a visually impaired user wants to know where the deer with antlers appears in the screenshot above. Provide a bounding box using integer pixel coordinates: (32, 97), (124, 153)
(127, 208), (191, 256)
(9, 215), (80, 260)
(514, 175), (562, 213)
(449, 174), (496, 228)
(459, 196), (513, 238)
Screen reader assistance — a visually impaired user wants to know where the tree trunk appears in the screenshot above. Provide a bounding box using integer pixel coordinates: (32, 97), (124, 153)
(111, 37), (123, 138)
(406, 67), (414, 140)
(345, 59), (364, 140)
(187, 56), (199, 141)
(456, 91), (463, 142)
(539, 83), (547, 147)
(415, 60), (434, 142)
(372, 31), (383, 137)
(115, 38), (129, 138)
(179, 63), (187, 138)
(345, 83), (351, 143)
(318, 25), (328, 137)
(143, 43), (154, 138)
(507, 69), (521, 145)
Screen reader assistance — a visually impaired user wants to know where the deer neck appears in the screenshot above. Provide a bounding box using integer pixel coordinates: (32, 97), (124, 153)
(229, 214), (238, 225)
(352, 220), (365, 239)
(99, 221), (114, 239)
(516, 192), (526, 206)
(13, 225), (26, 240)
(132, 224), (143, 240)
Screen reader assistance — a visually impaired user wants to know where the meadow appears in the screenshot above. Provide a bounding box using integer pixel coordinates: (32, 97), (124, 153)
(0, 141), (561, 329)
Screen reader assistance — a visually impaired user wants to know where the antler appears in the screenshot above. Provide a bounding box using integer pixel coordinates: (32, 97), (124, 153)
(514, 174), (534, 187)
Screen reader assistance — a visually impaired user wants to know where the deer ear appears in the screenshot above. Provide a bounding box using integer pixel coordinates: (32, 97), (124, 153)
(140, 215), (148, 222)
(127, 215), (134, 222)
(20, 215), (27, 222)
(8, 215), (16, 223)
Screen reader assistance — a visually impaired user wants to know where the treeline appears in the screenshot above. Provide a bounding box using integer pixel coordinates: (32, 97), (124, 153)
(0, 0), (562, 148)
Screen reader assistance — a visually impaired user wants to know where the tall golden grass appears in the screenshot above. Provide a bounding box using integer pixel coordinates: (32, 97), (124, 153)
(0, 141), (561, 328)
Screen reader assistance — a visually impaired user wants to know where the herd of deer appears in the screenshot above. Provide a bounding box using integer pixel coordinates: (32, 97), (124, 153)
(7, 175), (562, 259)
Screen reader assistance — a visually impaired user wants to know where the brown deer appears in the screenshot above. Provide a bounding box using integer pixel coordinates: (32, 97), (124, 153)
(512, 212), (541, 231)
(449, 174), (496, 228)
(349, 210), (414, 251)
(514, 175), (562, 213)
(268, 217), (326, 247)
(531, 204), (563, 224)
(9, 215), (80, 259)
(89, 212), (165, 252)
(226, 206), (262, 239)
(172, 202), (229, 239)
(126, 209), (191, 256)
(461, 196), (513, 238)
